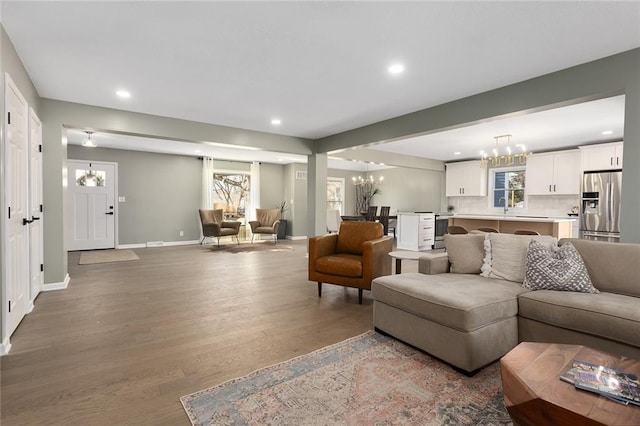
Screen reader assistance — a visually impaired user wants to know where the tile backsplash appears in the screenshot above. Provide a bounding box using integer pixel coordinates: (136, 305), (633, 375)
(448, 195), (580, 218)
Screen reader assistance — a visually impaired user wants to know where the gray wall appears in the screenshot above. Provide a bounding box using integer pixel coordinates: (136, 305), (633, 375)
(327, 167), (445, 216)
(40, 99), (313, 284)
(68, 145), (201, 244)
(318, 48), (640, 243)
(258, 162), (285, 215)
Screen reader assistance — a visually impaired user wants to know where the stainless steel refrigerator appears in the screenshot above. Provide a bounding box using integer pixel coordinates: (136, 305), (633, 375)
(580, 171), (622, 242)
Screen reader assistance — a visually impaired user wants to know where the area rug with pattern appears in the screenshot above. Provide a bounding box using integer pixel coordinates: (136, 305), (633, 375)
(207, 242), (292, 254)
(78, 249), (139, 265)
(180, 330), (512, 425)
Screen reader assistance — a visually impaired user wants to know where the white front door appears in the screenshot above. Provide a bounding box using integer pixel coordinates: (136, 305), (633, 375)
(29, 108), (43, 303)
(4, 74), (30, 337)
(67, 161), (116, 251)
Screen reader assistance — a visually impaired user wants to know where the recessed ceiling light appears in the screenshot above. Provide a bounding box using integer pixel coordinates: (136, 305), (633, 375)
(453, 152), (461, 156)
(116, 89), (131, 99)
(271, 118), (281, 125)
(388, 63), (405, 75)
(601, 130), (613, 135)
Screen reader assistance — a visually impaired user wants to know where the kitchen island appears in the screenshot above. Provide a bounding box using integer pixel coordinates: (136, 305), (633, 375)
(448, 214), (576, 238)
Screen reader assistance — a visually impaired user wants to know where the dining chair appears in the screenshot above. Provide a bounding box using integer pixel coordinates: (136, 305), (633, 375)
(447, 225), (468, 235)
(365, 205), (378, 222)
(379, 206), (391, 236)
(326, 209), (342, 233)
(514, 229), (540, 235)
(477, 227), (499, 233)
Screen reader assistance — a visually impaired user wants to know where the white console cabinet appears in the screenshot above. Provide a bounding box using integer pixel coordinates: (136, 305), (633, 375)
(397, 213), (435, 251)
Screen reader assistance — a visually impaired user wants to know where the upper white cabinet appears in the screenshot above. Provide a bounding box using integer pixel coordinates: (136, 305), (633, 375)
(581, 142), (623, 171)
(526, 150), (581, 195)
(445, 161), (487, 197)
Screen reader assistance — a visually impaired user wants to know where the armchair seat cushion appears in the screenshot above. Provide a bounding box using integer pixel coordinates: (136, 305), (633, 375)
(254, 226), (276, 233)
(219, 228), (239, 237)
(315, 254), (363, 278)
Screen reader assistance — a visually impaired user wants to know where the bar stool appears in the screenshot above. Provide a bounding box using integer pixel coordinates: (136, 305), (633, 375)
(477, 227), (499, 233)
(447, 225), (468, 235)
(514, 229), (540, 235)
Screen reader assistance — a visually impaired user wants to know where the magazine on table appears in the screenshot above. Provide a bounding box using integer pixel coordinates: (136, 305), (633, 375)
(560, 359), (640, 406)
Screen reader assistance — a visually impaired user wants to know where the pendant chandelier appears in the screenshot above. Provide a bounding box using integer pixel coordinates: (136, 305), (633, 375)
(82, 131), (97, 148)
(352, 162), (384, 186)
(480, 134), (529, 168)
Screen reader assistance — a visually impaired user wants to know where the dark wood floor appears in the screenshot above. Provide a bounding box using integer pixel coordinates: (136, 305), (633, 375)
(1, 240), (410, 425)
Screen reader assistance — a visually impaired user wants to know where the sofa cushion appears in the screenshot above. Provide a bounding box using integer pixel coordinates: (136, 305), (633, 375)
(336, 221), (383, 255)
(372, 273), (528, 332)
(560, 239), (640, 297)
(315, 254), (363, 278)
(518, 290), (640, 348)
(523, 241), (598, 293)
(481, 233), (557, 283)
(444, 233), (486, 274)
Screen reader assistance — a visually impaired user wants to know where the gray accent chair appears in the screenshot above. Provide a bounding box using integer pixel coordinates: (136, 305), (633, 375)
(199, 209), (241, 246)
(249, 208), (280, 244)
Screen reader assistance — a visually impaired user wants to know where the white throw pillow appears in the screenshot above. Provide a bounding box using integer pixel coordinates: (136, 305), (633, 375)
(481, 233), (557, 283)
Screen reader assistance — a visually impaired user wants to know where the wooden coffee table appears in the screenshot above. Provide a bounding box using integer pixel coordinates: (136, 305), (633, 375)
(501, 342), (640, 426)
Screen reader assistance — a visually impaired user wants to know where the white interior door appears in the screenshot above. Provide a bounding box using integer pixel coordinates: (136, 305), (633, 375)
(4, 74), (30, 338)
(67, 161), (116, 251)
(29, 108), (43, 303)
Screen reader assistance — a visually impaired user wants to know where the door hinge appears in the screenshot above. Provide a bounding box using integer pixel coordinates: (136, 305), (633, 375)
(8, 206), (10, 219)
(39, 144), (42, 153)
(8, 301), (11, 313)
(7, 111), (10, 125)
(40, 204), (43, 213)
(40, 264), (44, 272)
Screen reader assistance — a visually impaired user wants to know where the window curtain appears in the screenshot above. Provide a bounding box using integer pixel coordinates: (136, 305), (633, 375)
(201, 157), (215, 209)
(249, 161), (261, 221)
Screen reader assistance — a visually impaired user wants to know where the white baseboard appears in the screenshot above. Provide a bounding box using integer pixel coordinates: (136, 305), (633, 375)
(1, 337), (12, 356)
(287, 235), (307, 240)
(27, 300), (35, 313)
(43, 273), (70, 291)
(118, 240), (199, 249)
(117, 243), (146, 249)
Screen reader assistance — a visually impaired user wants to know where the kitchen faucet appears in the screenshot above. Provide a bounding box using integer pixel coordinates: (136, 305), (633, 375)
(499, 197), (508, 215)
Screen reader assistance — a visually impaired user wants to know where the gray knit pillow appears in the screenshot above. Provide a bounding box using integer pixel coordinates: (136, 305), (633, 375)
(523, 240), (599, 293)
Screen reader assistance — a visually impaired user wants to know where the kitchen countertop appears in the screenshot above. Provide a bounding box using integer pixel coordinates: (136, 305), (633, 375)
(451, 214), (576, 223)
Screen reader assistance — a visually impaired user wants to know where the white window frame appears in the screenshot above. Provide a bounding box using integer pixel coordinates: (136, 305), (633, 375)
(327, 177), (345, 215)
(489, 166), (527, 211)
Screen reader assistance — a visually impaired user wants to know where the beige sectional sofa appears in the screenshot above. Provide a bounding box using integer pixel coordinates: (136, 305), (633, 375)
(372, 235), (640, 374)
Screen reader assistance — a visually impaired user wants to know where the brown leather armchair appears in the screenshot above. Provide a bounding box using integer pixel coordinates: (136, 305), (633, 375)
(249, 208), (280, 244)
(308, 221), (393, 304)
(199, 209), (241, 246)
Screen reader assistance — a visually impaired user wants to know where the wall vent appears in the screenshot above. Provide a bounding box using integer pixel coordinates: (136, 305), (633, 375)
(146, 241), (164, 247)
(295, 171), (307, 180)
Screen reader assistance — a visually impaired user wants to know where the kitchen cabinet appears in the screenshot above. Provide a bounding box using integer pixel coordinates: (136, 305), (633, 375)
(397, 213), (434, 251)
(581, 142), (623, 171)
(445, 161), (487, 197)
(526, 150), (581, 195)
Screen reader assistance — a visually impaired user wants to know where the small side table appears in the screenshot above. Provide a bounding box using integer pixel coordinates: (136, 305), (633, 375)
(388, 251), (427, 274)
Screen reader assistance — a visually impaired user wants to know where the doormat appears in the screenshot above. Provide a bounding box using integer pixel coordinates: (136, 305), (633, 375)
(79, 249), (140, 265)
(180, 331), (511, 425)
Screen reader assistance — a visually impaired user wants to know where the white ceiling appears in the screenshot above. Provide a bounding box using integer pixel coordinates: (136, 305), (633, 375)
(3, 2), (639, 165)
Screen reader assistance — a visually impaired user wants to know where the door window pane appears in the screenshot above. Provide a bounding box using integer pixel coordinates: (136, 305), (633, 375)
(76, 170), (106, 187)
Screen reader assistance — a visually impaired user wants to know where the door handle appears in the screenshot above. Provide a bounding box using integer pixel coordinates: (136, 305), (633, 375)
(105, 212), (114, 215)
(23, 218), (33, 225)
(32, 216), (40, 221)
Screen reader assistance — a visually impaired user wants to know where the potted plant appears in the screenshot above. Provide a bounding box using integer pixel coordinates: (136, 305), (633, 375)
(276, 201), (288, 239)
